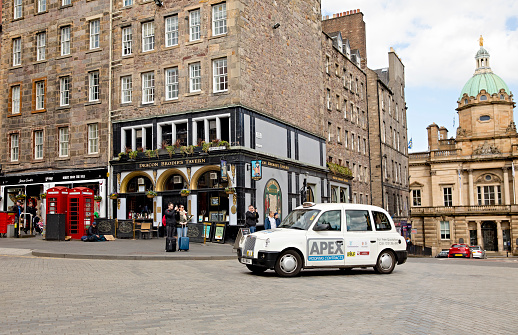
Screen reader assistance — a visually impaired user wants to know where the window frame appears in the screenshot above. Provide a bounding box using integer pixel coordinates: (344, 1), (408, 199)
(59, 76), (70, 106)
(412, 189), (421, 207)
(88, 71), (100, 102)
(88, 123), (99, 154)
(35, 80), (46, 111)
(142, 21), (155, 52)
(10, 133), (19, 162)
(89, 19), (100, 50)
(13, 38), (22, 66)
(212, 58), (228, 93)
(11, 85), (21, 115)
(440, 221), (450, 240)
(122, 26), (132, 56)
(141, 71), (155, 104)
(165, 67), (179, 100)
(189, 62), (201, 93)
(212, 3), (227, 36)
(37, 0), (47, 13)
(121, 75), (132, 103)
(189, 9), (201, 42)
(58, 127), (70, 157)
(165, 15), (179, 47)
(61, 26), (71, 56)
(34, 130), (44, 160)
(443, 186), (453, 207)
(14, 0), (23, 20)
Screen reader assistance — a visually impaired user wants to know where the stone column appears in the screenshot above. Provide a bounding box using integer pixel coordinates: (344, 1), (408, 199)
(496, 220), (503, 252)
(468, 169), (474, 206)
(476, 221), (482, 248)
(503, 167), (510, 205)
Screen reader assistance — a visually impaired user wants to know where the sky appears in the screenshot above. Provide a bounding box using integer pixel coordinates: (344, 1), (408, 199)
(322, 0), (518, 152)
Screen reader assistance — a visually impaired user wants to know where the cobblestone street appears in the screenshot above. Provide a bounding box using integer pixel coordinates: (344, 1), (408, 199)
(1, 255), (517, 334)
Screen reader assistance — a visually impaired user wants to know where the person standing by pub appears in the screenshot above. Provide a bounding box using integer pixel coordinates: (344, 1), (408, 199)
(12, 200), (23, 238)
(245, 205), (259, 233)
(177, 205), (188, 238)
(164, 202), (180, 238)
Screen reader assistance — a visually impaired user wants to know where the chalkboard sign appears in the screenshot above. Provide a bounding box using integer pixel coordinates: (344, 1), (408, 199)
(186, 223), (213, 243)
(212, 223), (226, 243)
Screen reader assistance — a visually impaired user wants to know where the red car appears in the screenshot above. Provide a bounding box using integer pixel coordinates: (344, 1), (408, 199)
(448, 244), (471, 258)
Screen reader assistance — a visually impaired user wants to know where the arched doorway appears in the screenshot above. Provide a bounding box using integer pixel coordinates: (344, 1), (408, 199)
(481, 221), (497, 251)
(161, 173), (188, 217)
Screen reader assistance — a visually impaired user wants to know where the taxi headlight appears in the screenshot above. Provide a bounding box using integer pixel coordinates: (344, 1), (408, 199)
(265, 238), (270, 248)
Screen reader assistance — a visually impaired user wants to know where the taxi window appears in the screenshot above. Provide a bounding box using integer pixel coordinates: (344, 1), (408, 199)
(315, 210), (341, 231)
(372, 211), (391, 231)
(346, 210), (372, 231)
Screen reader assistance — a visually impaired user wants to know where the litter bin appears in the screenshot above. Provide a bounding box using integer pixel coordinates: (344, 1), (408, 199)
(6, 224), (15, 238)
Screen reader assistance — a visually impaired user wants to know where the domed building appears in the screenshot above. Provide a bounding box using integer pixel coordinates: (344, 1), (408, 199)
(409, 38), (517, 256)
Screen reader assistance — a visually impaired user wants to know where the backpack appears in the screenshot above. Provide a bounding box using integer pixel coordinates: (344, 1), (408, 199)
(162, 215), (166, 226)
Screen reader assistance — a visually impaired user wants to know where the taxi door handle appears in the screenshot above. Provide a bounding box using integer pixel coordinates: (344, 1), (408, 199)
(370, 240), (376, 243)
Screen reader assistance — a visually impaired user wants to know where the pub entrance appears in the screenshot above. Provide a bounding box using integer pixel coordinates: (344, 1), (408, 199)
(481, 221), (497, 251)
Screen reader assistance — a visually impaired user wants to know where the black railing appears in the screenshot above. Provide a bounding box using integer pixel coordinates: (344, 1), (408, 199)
(407, 244), (432, 257)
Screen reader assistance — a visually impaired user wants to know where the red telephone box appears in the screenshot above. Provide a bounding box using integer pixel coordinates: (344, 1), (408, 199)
(67, 187), (94, 239)
(46, 187), (70, 215)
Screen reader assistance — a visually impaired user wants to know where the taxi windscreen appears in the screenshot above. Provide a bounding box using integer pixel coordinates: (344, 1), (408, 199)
(278, 209), (320, 230)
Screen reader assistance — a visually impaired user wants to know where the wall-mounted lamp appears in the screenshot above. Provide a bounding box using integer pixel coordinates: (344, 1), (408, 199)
(272, 23), (280, 29)
(154, 0), (163, 6)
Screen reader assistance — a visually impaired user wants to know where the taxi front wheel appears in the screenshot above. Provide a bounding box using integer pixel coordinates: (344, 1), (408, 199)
(373, 250), (396, 274)
(275, 250), (302, 277)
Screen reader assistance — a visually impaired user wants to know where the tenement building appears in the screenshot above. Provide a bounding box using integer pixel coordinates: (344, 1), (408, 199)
(321, 28), (369, 204)
(0, 0), (110, 216)
(367, 50), (410, 234)
(108, 0), (348, 227)
(409, 40), (517, 256)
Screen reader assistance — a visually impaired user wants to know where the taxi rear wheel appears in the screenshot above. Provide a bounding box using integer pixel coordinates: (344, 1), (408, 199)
(373, 250), (396, 274)
(246, 264), (267, 274)
(274, 250), (302, 277)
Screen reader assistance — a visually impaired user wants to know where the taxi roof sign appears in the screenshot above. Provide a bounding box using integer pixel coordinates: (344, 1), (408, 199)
(302, 202), (316, 208)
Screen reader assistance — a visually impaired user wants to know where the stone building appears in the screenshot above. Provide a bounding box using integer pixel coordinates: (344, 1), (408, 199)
(0, 0), (110, 216)
(321, 28), (369, 204)
(108, 0), (348, 227)
(367, 50), (410, 234)
(409, 40), (517, 256)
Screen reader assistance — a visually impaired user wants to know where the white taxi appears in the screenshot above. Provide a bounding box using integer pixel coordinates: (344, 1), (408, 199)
(237, 202), (408, 277)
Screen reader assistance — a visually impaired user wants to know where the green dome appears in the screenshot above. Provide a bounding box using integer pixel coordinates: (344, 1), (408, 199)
(459, 72), (510, 100)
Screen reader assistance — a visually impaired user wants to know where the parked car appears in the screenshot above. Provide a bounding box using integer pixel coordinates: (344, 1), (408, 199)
(435, 250), (449, 258)
(469, 245), (487, 259)
(448, 244), (471, 258)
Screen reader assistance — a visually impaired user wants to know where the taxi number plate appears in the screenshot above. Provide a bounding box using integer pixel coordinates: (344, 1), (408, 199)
(241, 258), (252, 265)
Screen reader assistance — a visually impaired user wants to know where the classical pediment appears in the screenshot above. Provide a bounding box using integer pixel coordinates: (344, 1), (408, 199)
(409, 181), (424, 187)
(475, 173), (501, 183)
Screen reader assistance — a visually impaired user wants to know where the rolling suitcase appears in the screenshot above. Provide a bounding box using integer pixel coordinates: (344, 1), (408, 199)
(178, 236), (189, 251)
(166, 237), (176, 252)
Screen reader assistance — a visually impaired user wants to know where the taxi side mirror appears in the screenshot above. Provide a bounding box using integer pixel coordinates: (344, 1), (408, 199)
(313, 223), (330, 231)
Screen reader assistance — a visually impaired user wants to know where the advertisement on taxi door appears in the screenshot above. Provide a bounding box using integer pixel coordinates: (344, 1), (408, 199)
(307, 238), (345, 261)
(346, 239), (371, 258)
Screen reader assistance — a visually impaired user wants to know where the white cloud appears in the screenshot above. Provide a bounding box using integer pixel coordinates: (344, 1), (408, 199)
(322, 0), (518, 92)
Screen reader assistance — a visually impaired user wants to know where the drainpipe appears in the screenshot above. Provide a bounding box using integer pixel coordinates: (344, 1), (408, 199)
(107, 0), (114, 219)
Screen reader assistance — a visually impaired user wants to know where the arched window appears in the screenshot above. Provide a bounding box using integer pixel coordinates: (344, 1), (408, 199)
(196, 170), (228, 189)
(164, 174), (187, 190)
(480, 95), (487, 101)
(126, 176), (153, 193)
(331, 188), (338, 203)
(264, 179), (282, 219)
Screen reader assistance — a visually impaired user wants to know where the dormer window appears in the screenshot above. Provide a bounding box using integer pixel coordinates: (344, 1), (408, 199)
(500, 94), (505, 100)
(464, 99), (468, 104)
(479, 115), (490, 122)
(480, 95), (487, 101)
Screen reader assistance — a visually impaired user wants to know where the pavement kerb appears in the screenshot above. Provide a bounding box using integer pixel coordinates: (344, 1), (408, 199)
(31, 250), (237, 261)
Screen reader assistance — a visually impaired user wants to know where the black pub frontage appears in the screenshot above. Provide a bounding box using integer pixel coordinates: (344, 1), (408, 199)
(110, 106), (353, 240)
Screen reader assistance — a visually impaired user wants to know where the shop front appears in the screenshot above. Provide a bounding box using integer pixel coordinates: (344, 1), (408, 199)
(0, 168), (108, 222)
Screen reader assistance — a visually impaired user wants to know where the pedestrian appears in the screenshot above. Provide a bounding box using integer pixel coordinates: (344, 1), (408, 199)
(264, 211), (276, 230)
(177, 205), (188, 238)
(245, 205), (259, 233)
(274, 212), (281, 228)
(12, 200), (23, 238)
(26, 201), (37, 234)
(164, 202), (180, 238)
